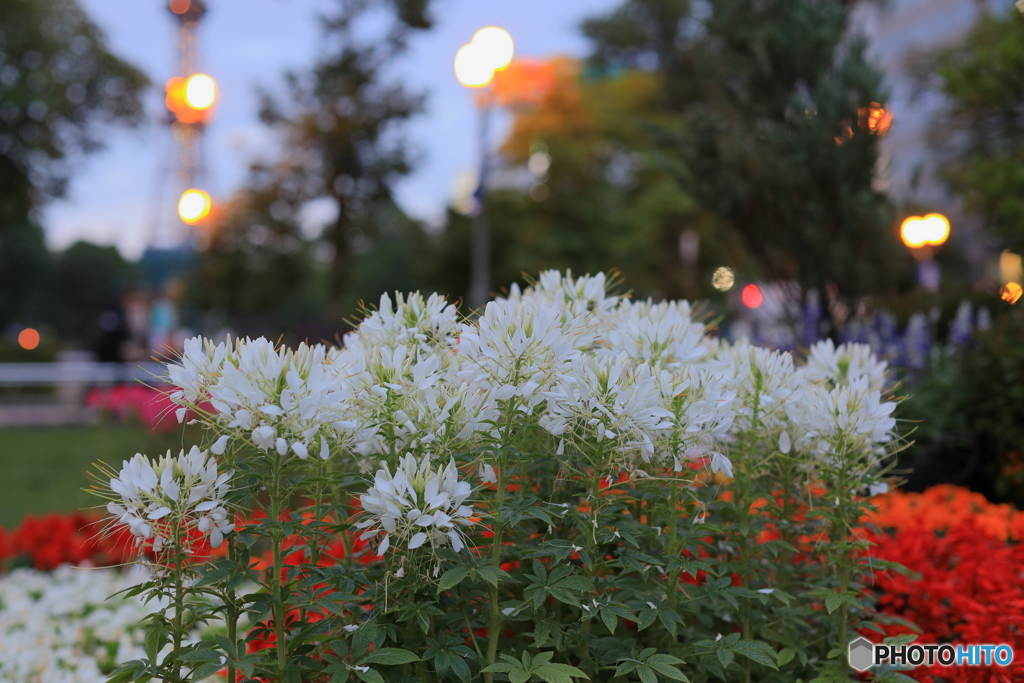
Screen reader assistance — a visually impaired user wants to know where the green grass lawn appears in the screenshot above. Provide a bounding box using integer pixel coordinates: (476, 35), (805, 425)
(0, 423), (201, 528)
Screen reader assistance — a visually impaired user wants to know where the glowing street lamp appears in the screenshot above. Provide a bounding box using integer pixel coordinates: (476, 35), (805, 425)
(455, 26), (514, 309)
(900, 213), (950, 249)
(900, 213), (950, 292)
(178, 188), (212, 224)
(454, 27), (514, 89)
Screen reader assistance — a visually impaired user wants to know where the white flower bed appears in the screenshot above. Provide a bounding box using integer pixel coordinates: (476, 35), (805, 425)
(0, 565), (220, 683)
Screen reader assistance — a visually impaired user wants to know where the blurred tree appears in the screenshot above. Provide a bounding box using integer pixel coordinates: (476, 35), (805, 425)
(917, 7), (1024, 252)
(190, 173), (326, 333)
(432, 58), (718, 304)
(255, 0), (436, 318)
(0, 0), (148, 329)
(43, 240), (138, 344)
(582, 0), (911, 303)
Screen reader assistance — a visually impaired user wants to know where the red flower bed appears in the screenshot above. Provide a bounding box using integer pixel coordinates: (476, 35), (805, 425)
(5, 484), (1024, 683)
(86, 385), (213, 432)
(864, 486), (1024, 683)
(0, 511), (137, 570)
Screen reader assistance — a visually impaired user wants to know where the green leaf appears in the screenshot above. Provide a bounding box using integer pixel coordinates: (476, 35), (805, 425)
(717, 648), (734, 669)
(191, 662), (223, 682)
(600, 607), (617, 634)
(481, 663), (515, 674)
(824, 593), (842, 615)
(637, 665), (658, 683)
(362, 648), (421, 665)
(732, 641), (778, 669)
(450, 655), (472, 682)
(637, 609), (658, 631)
(646, 654), (688, 681)
(437, 566), (473, 593)
(355, 668), (385, 683)
(548, 587), (582, 607)
(143, 627), (165, 665)
(535, 663), (590, 683)
(777, 647), (796, 666)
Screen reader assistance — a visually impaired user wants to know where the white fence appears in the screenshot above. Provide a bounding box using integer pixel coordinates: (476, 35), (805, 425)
(0, 362), (169, 427)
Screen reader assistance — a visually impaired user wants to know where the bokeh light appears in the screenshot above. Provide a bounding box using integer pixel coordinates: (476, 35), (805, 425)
(184, 74), (217, 110)
(178, 188), (212, 223)
(900, 213), (950, 248)
(454, 26), (514, 88)
(17, 328), (40, 350)
(472, 27), (514, 72)
(741, 284), (764, 308)
(168, 0), (191, 14)
(711, 266), (735, 291)
(528, 151), (551, 176)
(454, 44), (495, 88)
(1001, 282), (1022, 304)
(859, 102), (893, 135)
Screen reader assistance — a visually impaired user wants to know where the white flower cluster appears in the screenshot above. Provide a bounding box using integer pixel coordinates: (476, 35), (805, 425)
(168, 337), (349, 460)
(106, 446), (233, 551)
(165, 270), (898, 504)
(356, 454), (475, 554)
(0, 566), (223, 683)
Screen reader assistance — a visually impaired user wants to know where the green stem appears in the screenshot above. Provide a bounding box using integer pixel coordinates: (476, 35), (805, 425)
(836, 457), (850, 669)
(172, 567), (185, 683)
(580, 449), (605, 672)
(666, 476), (681, 654)
(485, 453), (507, 683)
(270, 454), (288, 681)
(226, 539), (237, 683)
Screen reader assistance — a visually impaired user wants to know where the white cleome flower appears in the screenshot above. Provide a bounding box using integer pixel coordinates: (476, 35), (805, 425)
(104, 446), (234, 552)
(339, 343), (498, 458)
(601, 298), (708, 369)
(540, 353), (671, 463)
(343, 291), (460, 358)
(709, 342), (803, 433)
(455, 297), (596, 411)
(172, 338), (351, 461)
(785, 376), (897, 467)
(356, 454), (476, 555)
(800, 339), (889, 392)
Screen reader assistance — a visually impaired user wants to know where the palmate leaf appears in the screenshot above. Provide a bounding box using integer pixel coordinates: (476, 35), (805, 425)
(362, 647), (421, 665)
(482, 651), (589, 683)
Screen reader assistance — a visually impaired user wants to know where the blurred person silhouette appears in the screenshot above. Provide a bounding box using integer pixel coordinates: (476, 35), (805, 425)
(121, 290), (151, 361)
(149, 279), (184, 358)
(94, 298), (130, 363)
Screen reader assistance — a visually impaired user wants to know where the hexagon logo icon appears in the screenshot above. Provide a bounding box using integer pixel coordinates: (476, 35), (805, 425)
(849, 637), (875, 672)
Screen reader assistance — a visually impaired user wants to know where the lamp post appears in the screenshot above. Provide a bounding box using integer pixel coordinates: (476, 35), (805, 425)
(455, 27), (514, 310)
(900, 213), (950, 292)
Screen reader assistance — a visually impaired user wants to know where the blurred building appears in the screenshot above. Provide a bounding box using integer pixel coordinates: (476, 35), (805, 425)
(853, 0), (1015, 281)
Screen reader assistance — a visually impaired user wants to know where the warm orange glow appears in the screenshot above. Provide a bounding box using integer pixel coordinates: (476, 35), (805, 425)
(168, 0), (191, 14)
(859, 102), (893, 135)
(741, 284), (764, 308)
(1002, 282), (1023, 304)
(489, 57), (562, 107)
(18, 328), (40, 350)
(184, 74), (216, 110)
(900, 213), (950, 248)
(834, 122), (853, 146)
(165, 75), (216, 123)
(178, 188), (212, 223)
